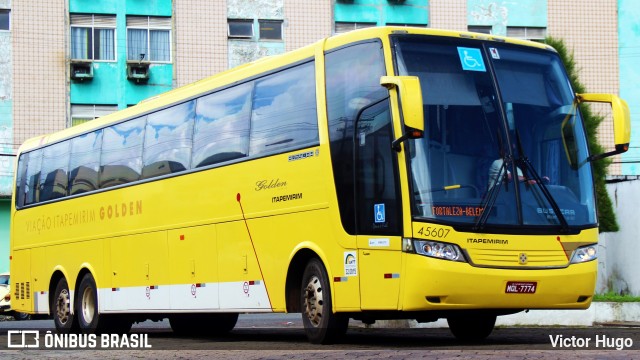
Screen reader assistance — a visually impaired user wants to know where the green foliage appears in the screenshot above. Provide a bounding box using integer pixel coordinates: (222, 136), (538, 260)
(544, 37), (619, 232)
(593, 291), (640, 302)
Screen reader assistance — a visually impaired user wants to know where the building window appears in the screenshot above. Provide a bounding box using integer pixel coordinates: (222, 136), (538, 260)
(70, 14), (116, 61)
(228, 19), (253, 38)
(258, 20), (283, 40)
(506, 26), (546, 40)
(387, 23), (427, 28)
(334, 22), (376, 34)
(127, 16), (171, 62)
(71, 105), (118, 126)
(468, 25), (492, 35)
(0, 9), (10, 31)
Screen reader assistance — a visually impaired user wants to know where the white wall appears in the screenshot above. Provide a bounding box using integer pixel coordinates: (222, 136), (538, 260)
(597, 178), (640, 296)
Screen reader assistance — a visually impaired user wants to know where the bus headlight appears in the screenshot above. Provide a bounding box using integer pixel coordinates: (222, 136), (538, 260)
(405, 239), (466, 262)
(570, 244), (597, 264)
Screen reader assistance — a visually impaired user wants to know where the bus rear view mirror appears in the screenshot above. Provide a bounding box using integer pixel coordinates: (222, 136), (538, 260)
(577, 93), (631, 161)
(380, 76), (425, 132)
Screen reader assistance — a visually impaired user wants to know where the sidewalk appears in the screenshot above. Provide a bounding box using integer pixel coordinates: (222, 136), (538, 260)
(373, 302), (640, 328)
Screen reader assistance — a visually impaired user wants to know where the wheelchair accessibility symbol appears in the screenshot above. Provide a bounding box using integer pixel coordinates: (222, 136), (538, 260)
(374, 203), (386, 223)
(457, 47), (486, 72)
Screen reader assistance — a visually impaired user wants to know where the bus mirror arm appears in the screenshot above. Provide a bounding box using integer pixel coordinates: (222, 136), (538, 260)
(588, 144), (629, 162)
(392, 127), (423, 152)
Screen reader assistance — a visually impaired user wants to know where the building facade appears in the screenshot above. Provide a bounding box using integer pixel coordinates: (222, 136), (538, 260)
(0, 0), (11, 274)
(0, 0), (637, 272)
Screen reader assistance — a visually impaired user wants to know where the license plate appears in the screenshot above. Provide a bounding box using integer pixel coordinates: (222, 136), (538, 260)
(505, 281), (537, 294)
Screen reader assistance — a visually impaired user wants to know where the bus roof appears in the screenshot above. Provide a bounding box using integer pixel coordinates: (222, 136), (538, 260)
(18, 26), (552, 154)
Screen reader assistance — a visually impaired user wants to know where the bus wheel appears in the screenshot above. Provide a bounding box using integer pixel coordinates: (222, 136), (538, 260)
(76, 273), (108, 334)
(447, 314), (496, 342)
(170, 313), (238, 336)
(300, 258), (348, 344)
(52, 277), (78, 333)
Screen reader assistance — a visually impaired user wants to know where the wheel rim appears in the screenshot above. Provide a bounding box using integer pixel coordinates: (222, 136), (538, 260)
(81, 286), (95, 324)
(56, 289), (71, 325)
(303, 275), (323, 327)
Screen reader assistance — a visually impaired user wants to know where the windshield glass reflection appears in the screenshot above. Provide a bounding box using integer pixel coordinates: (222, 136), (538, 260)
(394, 36), (596, 230)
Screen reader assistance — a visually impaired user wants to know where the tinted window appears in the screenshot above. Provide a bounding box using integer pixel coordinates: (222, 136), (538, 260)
(142, 101), (196, 178)
(228, 19), (253, 38)
(355, 99), (401, 235)
(0, 9), (9, 31)
(24, 149), (43, 206)
(39, 142), (71, 201)
(100, 117), (145, 188)
(249, 62), (318, 156)
(15, 154), (27, 207)
(259, 20), (282, 40)
(193, 83), (252, 167)
(325, 41), (386, 234)
(69, 130), (103, 195)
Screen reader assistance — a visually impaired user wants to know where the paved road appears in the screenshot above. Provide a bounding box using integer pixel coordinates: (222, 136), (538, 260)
(0, 314), (638, 359)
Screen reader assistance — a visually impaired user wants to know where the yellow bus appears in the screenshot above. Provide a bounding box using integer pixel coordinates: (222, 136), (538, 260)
(11, 27), (630, 344)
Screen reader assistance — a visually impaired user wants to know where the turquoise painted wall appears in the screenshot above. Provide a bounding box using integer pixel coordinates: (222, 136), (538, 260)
(334, 0), (429, 26)
(467, 0), (547, 35)
(69, 0), (171, 16)
(619, 0), (640, 175)
(69, 0), (173, 108)
(0, 26), (13, 198)
(0, 200), (9, 273)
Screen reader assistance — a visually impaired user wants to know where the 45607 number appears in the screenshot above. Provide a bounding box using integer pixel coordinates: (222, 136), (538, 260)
(416, 226), (450, 239)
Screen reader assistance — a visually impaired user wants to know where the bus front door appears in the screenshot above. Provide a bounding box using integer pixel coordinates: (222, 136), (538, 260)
(355, 99), (402, 310)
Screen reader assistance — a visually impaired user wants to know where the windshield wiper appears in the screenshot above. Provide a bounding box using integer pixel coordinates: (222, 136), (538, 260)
(514, 130), (570, 233)
(473, 154), (511, 231)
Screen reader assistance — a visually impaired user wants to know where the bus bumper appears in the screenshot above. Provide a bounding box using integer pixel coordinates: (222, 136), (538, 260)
(401, 253), (596, 311)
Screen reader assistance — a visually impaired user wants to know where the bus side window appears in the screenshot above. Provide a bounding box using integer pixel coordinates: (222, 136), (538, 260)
(23, 149), (43, 206)
(249, 61), (318, 157)
(325, 40), (387, 235)
(142, 100), (195, 179)
(69, 130), (103, 195)
(15, 154), (27, 207)
(193, 82), (253, 168)
(100, 117), (146, 189)
(39, 141), (71, 202)
(355, 99), (401, 235)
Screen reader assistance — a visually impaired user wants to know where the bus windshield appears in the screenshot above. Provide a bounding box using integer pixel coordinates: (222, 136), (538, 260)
(394, 36), (596, 230)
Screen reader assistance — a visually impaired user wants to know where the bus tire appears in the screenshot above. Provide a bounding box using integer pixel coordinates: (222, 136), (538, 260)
(447, 314), (496, 342)
(76, 273), (109, 334)
(300, 258), (348, 344)
(170, 313), (238, 336)
(52, 277), (79, 333)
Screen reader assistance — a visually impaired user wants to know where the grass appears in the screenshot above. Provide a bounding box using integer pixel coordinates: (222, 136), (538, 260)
(593, 292), (640, 302)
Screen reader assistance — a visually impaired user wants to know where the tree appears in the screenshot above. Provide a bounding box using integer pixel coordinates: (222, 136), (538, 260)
(544, 37), (618, 232)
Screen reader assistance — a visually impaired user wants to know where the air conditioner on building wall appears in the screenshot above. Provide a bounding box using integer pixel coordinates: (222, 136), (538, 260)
(70, 61), (94, 82)
(126, 61), (150, 83)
